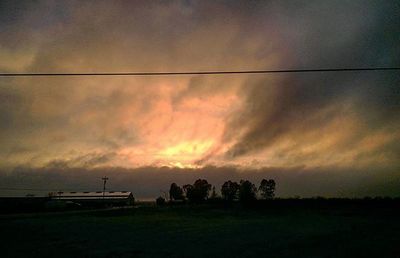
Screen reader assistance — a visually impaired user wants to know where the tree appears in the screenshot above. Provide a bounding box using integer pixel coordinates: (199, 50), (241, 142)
(169, 183), (184, 201)
(239, 180), (257, 203)
(221, 180), (240, 201)
(184, 179), (211, 202)
(194, 179), (212, 201)
(259, 179), (276, 199)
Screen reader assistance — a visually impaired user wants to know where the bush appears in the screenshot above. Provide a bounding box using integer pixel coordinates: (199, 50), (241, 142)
(156, 196), (166, 206)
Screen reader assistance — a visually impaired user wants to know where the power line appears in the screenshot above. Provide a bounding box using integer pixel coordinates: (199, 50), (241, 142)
(0, 67), (399, 77)
(0, 187), (48, 191)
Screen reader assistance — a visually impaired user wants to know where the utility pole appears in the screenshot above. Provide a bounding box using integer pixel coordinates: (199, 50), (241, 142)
(102, 176), (109, 200)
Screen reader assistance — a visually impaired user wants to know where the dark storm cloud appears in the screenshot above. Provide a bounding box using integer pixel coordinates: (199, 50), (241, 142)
(221, 1), (400, 162)
(45, 152), (117, 169)
(0, 165), (399, 198)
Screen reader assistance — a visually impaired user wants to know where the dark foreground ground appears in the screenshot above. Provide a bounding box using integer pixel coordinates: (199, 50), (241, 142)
(1, 204), (399, 258)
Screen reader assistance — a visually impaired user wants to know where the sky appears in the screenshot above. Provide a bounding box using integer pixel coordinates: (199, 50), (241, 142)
(0, 0), (399, 198)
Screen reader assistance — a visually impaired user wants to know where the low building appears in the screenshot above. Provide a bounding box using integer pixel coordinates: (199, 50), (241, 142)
(52, 191), (134, 207)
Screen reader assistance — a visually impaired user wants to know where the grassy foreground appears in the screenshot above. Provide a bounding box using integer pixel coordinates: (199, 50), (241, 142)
(1, 204), (399, 258)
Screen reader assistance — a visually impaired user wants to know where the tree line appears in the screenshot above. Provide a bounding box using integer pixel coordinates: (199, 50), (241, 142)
(156, 179), (276, 205)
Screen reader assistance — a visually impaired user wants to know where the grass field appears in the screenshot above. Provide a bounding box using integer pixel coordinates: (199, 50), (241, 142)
(1, 204), (399, 258)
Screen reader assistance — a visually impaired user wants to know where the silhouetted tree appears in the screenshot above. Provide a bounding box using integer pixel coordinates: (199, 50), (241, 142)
(184, 179), (211, 202)
(239, 180), (257, 203)
(169, 183), (184, 201)
(195, 179), (212, 200)
(221, 180), (240, 201)
(259, 179), (276, 199)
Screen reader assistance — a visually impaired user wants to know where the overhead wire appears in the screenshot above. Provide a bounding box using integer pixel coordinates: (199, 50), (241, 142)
(0, 67), (399, 77)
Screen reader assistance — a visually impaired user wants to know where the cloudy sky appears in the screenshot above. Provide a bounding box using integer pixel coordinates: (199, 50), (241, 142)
(0, 0), (399, 198)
